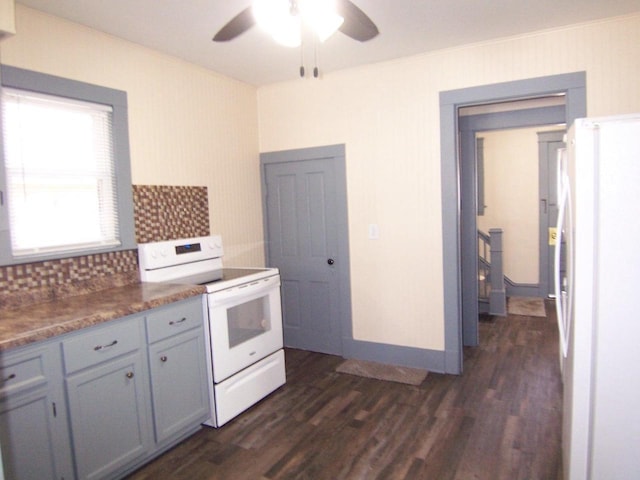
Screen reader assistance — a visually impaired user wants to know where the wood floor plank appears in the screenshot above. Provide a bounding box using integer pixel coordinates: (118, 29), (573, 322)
(126, 302), (562, 480)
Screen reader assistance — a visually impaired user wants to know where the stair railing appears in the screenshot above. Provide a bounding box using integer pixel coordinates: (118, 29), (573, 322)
(478, 230), (492, 301)
(477, 228), (507, 316)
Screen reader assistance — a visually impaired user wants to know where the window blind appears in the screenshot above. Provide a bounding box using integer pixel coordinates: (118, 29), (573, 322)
(1, 87), (121, 257)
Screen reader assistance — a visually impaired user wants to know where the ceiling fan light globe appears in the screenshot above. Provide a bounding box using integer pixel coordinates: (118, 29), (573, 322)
(272, 19), (302, 47)
(312, 14), (343, 42)
(252, 0), (301, 47)
(301, 0), (344, 42)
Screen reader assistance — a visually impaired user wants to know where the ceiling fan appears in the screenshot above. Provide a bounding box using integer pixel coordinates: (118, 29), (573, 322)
(212, 0), (379, 43)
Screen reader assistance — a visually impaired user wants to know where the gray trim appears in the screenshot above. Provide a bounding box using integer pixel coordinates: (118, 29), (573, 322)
(440, 72), (586, 106)
(476, 137), (485, 216)
(0, 65), (136, 266)
(260, 144), (345, 164)
(459, 105), (566, 132)
(537, 130), (565, 298)
(504, 277), (540, 298)
(342, 338), (446, 374)
(439, 102), (462, 374)
(439, 72), (587, 374)
(537, 130), (566, 143)
(260, 144), (353, 351)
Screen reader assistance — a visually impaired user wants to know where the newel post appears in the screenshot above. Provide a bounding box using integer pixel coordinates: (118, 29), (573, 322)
(488, 228), (507, 316)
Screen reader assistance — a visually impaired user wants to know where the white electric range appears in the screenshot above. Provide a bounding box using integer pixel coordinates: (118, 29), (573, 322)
(138, 235), (285, 427)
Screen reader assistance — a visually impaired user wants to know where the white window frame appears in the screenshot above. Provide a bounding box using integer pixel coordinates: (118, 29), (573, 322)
(0, 65), (136, 265)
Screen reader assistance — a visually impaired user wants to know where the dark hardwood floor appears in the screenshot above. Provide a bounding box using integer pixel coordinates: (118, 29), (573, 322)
(127, 303), (562, 480)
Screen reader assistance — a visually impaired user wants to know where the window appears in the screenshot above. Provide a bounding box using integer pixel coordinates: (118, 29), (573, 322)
(0, 65), (135, 265)
(3, 88), (119, 255)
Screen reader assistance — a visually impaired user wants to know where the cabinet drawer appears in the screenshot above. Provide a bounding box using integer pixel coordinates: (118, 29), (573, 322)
(0, 347), (48, 399)
(146, 297), (204, 344)
(63, 317), (143, 374)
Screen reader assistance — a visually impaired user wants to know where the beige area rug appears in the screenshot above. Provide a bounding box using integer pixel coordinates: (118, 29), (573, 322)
(336, 359), (428, 386)
(508, 296), (546, 318)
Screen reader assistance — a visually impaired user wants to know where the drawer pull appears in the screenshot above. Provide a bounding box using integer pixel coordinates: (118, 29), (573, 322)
(94, 340), (118, 351)
(169, 317), (187, 326)
(126, 371), (134, 379)
(1, 373), (16, 384)
(160, 355), (168, 362)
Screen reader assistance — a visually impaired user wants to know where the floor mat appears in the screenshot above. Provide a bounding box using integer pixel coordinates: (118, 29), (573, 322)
(508, 296), (546, 317)
(336, 359), (428, 385)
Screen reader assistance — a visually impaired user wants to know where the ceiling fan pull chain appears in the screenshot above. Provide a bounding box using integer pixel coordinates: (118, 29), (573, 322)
(313, 39), (319, 78)
(299, 38), (305, 78)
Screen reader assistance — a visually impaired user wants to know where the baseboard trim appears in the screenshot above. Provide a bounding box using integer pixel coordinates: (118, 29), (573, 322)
(505, 277), (539, 297)
(342, 338), (449, 374)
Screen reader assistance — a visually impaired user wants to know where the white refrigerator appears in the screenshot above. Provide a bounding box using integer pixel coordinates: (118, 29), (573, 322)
(556, 114), (640, 480)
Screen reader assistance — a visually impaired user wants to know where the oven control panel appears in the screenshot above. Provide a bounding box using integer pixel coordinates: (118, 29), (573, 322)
(138, 235), (223, 271)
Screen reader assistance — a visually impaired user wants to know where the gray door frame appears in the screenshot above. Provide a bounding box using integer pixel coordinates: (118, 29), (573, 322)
(538, 130), (566, 298)
(440, 72), (586, 373)
(260, 144), (353, 354)
(458, 105), (566, 347)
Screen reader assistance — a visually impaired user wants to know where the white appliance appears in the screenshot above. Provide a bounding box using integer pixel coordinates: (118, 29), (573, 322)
(555, 114), (640, 480)
(138, 235), (286, 427)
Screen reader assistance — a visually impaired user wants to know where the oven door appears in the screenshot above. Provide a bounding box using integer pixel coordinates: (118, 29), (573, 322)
(207, 275), (283, 383)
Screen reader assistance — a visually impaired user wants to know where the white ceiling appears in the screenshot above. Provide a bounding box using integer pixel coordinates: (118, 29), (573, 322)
(16, 0), (640, 86)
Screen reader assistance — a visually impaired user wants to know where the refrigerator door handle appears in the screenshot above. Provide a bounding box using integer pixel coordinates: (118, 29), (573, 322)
(554, 148), (571, 359)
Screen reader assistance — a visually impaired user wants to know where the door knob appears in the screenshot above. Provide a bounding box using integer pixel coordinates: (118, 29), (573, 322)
(327, 258), (335, 265)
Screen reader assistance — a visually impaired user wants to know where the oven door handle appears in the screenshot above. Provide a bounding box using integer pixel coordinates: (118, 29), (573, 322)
(208, 276), (280, 305)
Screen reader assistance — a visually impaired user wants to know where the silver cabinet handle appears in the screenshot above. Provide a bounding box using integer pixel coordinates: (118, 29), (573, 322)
(160, 356), (168, 362)
(94, 340), (118, 351)
(125, 372), (134, 379)
(169, 317), (187, 326)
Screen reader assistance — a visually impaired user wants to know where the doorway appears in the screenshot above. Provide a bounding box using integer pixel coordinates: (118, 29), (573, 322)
(459, 104), (566, 347)
(439, 72), (586, 373)
(260, 144), (352, 356)
(476, 127), (565, 299)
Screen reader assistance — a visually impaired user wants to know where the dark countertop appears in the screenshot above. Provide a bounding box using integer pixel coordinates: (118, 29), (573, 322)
(0, 282), (206, 351)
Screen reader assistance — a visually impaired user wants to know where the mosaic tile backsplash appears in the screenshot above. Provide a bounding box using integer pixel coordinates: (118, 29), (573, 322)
(0, 185), (210, 309)
(0, 251), (139, 309)
(133, 185), (209, 244)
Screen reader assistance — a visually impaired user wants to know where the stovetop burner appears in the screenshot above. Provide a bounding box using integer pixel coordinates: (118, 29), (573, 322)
(138, 235), (279, 292)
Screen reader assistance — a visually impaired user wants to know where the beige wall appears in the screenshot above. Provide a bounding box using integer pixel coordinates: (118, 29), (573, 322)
(257, 13), (640, 350)
(0, 6), (264, 267)
(3, 6), (640, 353)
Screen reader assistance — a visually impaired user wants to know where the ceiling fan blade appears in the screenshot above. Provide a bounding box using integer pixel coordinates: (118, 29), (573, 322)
(213, 7), (255, 42)
(336, 0), (379, 42)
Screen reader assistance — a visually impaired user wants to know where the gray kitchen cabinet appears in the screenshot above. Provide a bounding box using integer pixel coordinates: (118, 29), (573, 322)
(147, 299), (209, 445)
(63, 315), (152, 480)
(0, 342), (74, 480)
(0, 295), (208, 479)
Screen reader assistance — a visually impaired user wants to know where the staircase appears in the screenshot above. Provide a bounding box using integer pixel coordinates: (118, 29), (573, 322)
(478, 228), (507, 316)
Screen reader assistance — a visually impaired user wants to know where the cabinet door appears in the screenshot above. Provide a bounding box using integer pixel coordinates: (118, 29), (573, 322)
(0, 344), (73, 480)
(148, 328), (210, 444)
(0, 387), (60, 479)
(66, 351), (151, 480)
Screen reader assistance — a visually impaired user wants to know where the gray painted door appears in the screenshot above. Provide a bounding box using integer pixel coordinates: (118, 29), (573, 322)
(538, 131), (565, 297)
(263, 151), (345, 355)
